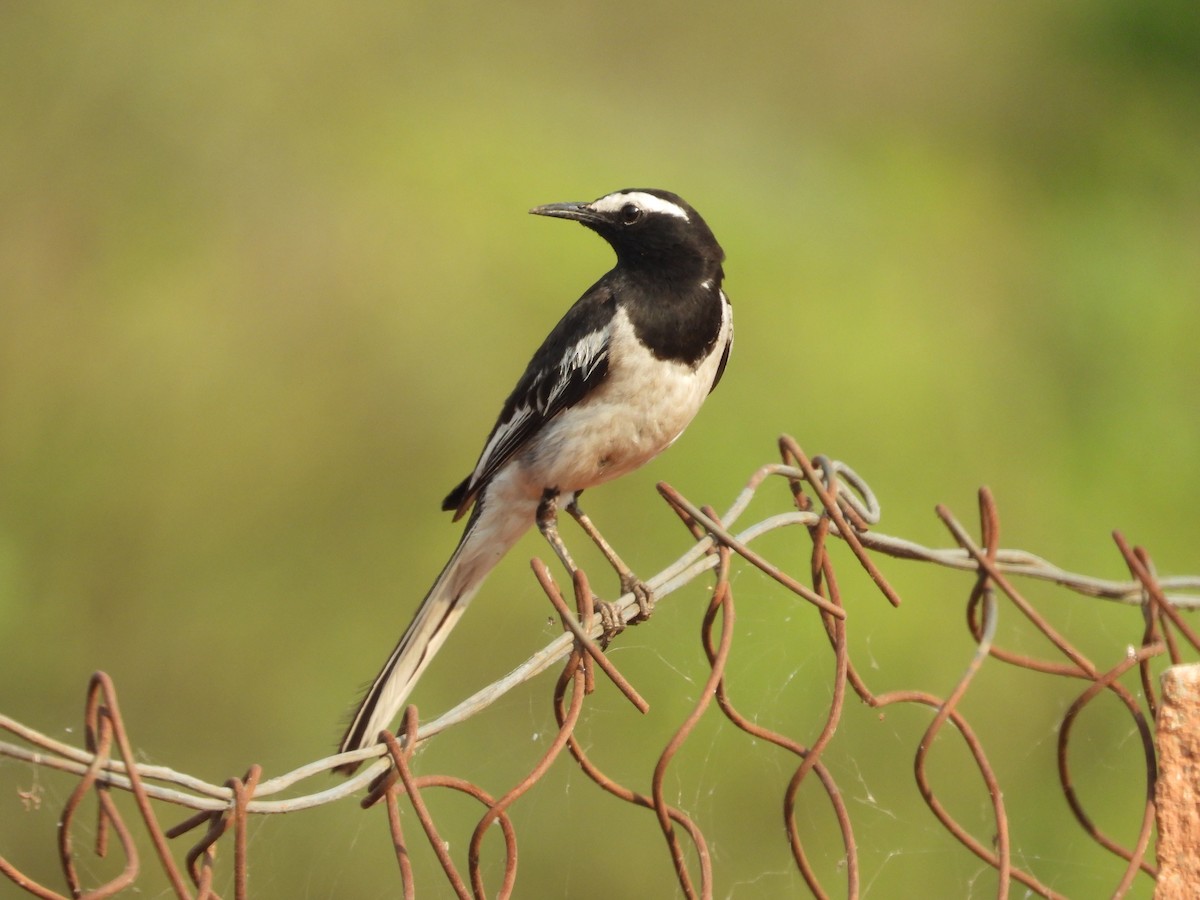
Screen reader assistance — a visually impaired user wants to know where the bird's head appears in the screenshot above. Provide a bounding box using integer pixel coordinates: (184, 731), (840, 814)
(531, 188), (724, 274)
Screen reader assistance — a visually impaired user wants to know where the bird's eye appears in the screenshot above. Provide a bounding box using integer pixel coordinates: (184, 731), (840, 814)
(620, 203), (642, 225)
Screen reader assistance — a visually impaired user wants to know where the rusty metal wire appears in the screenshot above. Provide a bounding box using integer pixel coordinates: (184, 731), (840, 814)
(3, 434), (1199, 898)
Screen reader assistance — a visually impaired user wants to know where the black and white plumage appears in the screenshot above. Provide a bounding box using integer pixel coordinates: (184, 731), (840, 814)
(336, 188), (733, 773)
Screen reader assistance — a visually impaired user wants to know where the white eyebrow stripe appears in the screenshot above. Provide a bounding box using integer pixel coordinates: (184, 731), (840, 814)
(590, 191), (689, 221)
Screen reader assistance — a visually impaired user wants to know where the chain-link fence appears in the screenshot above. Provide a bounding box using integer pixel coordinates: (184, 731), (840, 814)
(3, 436), (1198, 898)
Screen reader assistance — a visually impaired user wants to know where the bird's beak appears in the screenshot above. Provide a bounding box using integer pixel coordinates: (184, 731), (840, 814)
(529, 201), (602, 225)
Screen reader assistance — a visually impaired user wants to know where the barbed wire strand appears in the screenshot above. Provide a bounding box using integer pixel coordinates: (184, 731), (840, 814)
(3, 435), (1199, 898)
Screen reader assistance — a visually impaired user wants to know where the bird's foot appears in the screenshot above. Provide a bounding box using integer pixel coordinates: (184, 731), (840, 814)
(594, 599), (626, 645)
(622, 574), (655, 622)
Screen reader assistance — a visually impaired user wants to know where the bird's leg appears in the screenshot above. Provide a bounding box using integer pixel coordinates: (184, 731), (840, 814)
(536, 489), (577, 571)
(565, 496), (654, 622)
(536, 490), (625, 640)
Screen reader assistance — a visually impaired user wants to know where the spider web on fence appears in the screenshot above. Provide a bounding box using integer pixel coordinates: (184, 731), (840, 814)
(2, 435), (1198, 899)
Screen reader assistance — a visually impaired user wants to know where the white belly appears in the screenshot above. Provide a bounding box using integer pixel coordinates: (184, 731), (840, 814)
(513, 303), (731, 495)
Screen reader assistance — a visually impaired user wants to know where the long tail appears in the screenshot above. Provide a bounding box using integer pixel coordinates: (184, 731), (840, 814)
(335, 489), (532, 774)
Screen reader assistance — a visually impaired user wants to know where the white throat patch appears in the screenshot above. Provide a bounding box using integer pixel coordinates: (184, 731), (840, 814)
(590, 191), (690, 222)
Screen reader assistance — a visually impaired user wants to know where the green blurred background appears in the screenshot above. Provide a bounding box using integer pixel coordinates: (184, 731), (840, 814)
(2, 3), (1197, 897)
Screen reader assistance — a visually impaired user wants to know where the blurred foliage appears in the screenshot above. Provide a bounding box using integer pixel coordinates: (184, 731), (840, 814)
(1, 2), (1197, 897)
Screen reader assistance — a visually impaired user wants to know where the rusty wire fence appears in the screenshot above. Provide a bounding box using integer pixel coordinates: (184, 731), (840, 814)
(2, 435), (1199, 899)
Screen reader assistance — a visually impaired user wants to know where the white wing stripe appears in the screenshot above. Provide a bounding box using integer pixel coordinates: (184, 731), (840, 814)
(467, 324), (611, 487)
(544, 326), (609, 411)
(470, 405), (534, 484)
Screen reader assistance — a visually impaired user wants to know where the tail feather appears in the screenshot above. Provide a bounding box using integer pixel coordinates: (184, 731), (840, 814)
(335, 489), (532, 774)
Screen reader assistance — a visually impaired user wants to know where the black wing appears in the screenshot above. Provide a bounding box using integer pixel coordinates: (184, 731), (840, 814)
(443, 281), (617, 519)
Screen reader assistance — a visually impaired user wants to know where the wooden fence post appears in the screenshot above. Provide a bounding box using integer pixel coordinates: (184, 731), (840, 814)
(1156, 663), (1200, 899)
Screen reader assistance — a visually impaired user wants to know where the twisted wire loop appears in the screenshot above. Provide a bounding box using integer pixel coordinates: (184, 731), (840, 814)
(3, 434), (1199, 897)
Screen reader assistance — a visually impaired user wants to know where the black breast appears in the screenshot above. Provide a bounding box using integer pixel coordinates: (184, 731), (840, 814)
(618, 269), (727, 368)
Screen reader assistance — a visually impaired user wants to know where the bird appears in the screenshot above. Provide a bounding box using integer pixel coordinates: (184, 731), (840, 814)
(335, 188), (733, 774)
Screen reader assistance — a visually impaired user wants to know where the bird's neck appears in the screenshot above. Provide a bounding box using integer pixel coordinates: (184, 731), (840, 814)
(615, 264), (726, 367)
(622, 251), (723, 292)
